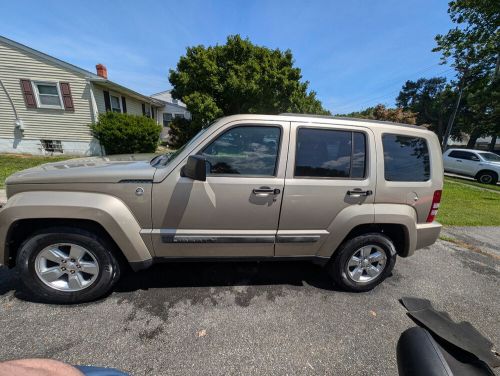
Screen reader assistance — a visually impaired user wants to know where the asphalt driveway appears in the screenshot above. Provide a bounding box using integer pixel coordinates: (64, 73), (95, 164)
(0, 230), (499, 376)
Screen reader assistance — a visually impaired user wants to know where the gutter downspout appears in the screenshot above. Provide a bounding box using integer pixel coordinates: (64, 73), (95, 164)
(0, 79), (24, 131)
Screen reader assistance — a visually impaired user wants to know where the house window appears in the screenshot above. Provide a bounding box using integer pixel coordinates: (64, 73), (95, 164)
(33, 82), (63, 109)
(40, 139), (63, 153)
(110, 94), (122, 113)
(163, 113), (173, 127)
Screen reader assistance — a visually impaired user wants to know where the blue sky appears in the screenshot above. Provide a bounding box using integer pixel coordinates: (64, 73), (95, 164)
(1, 0), (455, 113)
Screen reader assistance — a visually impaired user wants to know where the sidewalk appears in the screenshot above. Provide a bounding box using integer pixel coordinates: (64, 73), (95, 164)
(440, 226), (500, 260)
(0, 189), (6, 207)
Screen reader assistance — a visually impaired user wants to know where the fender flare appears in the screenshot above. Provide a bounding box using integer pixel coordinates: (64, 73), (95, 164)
(0, 191), (153, 265)
(317, 204), (416, 258)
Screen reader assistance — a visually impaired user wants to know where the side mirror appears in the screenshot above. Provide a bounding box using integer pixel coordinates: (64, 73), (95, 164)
(181, 155), (207, 181)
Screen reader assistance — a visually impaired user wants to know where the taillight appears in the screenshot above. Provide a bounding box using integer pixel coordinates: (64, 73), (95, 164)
(426, 190), (442, 222)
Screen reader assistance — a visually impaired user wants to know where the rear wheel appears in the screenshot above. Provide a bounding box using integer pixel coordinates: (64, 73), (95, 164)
(328, 233), (396, 292)
(16, 227), (121, 303)
(476, 171), (498, 185)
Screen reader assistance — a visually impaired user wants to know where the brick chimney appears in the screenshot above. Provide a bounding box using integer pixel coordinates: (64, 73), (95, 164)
(96, 64), (108, 79)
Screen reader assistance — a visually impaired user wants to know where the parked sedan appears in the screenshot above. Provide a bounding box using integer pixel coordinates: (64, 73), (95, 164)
(443, 148), (500, 184)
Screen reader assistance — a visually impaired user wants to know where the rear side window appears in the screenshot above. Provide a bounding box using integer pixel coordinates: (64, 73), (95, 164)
(295, 128), (367, 178)
(382, 134), (430, 182)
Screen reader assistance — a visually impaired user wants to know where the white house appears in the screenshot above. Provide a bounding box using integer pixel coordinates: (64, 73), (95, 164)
(0, 35), (165, 155)
(150, 90), (191, 141)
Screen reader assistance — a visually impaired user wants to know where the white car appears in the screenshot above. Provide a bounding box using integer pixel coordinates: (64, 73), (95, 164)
(443, 148), (500, 184)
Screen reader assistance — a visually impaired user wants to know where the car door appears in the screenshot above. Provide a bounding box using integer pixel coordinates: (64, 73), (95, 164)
(448, 150), (479, 176)
(276, 122), (375, 257)
(151, 120), (290, 257)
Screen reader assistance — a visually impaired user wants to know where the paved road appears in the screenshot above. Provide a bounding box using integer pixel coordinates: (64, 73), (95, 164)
(0, 235), (499, 376)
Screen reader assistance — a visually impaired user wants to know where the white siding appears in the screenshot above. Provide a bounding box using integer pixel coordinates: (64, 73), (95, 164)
(0, 39), (95, 145)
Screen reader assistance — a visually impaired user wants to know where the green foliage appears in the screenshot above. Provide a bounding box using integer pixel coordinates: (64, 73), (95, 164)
(168, 35), (329, 147)
(396, 77), (458, 141)
(433, 0), (500, 146)
(91, 112), (161, 155)
(338, 104), (417, 125)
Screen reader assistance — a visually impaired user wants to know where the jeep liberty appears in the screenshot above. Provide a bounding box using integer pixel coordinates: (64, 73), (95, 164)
(0, 114), (444, 303)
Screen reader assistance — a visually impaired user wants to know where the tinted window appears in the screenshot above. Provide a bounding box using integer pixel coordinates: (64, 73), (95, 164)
(383, 134), (430, 181)
(201, 126), (281, 176)
(448, 150), (479, 161)
(295, 128), (366, 178)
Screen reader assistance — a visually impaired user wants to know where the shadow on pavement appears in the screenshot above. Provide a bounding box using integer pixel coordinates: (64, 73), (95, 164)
(114, 260), (339, 293)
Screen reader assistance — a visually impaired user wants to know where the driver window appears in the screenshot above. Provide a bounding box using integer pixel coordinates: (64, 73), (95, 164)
(200, 125), (281, 176)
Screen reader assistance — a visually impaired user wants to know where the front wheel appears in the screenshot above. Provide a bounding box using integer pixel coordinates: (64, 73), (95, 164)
(16, 227), (121, 303)
(328, 233), (396, 292)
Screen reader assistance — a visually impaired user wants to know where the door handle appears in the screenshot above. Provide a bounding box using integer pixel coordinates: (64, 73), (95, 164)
(347, 189), (373, 197)
(252, 187), (281, 196)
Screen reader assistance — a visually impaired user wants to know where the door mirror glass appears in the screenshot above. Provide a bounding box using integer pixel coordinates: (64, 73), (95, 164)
(470, 155), (480, 161)
(181, 155), (207, 181)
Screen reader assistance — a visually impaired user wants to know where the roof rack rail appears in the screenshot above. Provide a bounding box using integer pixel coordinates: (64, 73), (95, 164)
(278, 113), (421, 128)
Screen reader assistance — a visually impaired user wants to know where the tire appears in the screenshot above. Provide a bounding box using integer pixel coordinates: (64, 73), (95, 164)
(328, 233), (397, 292)
(476, 171), (498, 185)
(16, 227), (121, 304)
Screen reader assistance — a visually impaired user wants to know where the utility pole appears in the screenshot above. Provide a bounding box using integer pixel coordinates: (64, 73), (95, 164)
(441, 69), (467, 151)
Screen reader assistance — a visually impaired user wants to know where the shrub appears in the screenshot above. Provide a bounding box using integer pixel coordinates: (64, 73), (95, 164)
(91, 112), (162, 154)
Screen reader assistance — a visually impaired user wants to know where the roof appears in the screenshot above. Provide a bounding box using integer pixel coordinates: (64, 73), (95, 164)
(0, 35), (162, 106)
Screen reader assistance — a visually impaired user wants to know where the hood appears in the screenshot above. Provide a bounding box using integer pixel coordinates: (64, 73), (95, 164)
(6, 154), (158, 185)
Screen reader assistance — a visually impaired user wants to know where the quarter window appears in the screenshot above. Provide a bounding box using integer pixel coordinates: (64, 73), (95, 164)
(295, 128), (367, 178)
(382, 134), (430, 182)
(33, 82), (63, 109)
(201, 126), (281, 176)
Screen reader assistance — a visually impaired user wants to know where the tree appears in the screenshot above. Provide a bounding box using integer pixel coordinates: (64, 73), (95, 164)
(340, 104), (417, 125)
(433, 0), (500, 148)
(396, 77), (458, 142)
(168, 35), (329, 147)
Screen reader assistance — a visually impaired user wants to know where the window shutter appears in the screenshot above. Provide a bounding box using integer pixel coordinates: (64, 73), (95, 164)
(20, 79), (37, 108)
(103, 90), (111, 111)
(142, 103), (146, 116)
(59, 82), (74, 111)
(121, 96), (127, 113)
(151, 107), (155, 119)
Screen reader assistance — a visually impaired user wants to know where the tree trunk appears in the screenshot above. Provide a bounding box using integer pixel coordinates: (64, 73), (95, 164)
(489, 134), (498, 151)
(466, 129), (481, 149)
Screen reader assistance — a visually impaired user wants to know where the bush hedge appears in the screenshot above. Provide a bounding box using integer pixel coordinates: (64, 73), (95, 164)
(90, 112), (162, 154)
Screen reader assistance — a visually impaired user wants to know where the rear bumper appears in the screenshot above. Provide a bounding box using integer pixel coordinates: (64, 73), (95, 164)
(415, 222), (442, 252)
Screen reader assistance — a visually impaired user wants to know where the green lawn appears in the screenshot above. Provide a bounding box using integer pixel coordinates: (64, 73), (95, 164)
(0, 154), (69, 188)
(438, 179), (500, 226)
(444, 176), (500, 192)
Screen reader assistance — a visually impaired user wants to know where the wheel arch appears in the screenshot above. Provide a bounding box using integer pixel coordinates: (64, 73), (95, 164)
(475, 169), (498, 180)
(0, 191), (153, 268)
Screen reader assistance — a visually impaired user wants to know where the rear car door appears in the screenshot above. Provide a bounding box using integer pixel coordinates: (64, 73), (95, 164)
(276, 122), (375, 257)
(151, 120), (290, 257)
(447, 150), (480, 176)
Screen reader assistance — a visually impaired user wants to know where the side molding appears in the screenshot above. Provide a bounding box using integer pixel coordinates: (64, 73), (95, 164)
(0, 191), (153, 266)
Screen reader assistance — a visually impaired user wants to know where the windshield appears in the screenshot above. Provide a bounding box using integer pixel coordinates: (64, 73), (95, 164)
(478, 152), (500, 162)
(153, 120), (219, 166)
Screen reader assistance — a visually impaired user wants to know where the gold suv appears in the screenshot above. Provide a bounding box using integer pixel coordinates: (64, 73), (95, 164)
(0, 114), (443, 303)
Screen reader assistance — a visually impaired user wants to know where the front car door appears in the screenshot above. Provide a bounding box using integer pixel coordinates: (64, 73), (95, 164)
(447, 150), (480, 176)
(276, 122), (376, 257)
(150, 119), (290, 257)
